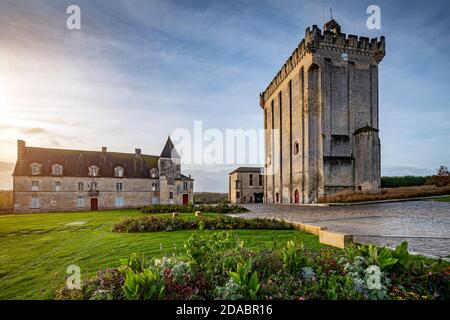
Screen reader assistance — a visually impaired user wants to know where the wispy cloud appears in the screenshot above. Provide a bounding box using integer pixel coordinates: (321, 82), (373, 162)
(20, 127), (48, 135)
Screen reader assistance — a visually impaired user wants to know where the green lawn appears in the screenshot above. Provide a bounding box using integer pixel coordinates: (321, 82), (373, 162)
(0, 209), (330, 300)
(431, 195), (450, 202)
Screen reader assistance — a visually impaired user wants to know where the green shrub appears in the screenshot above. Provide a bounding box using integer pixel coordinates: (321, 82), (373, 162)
(184, 231), (244, 277)
(140, 203), (248, 214)
(381, 176), (429, 188)
(122, 268), (165, 300)
(112, 216), (293, 233)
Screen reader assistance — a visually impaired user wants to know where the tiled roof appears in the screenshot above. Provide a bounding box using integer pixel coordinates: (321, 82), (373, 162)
(160, 137), (180, 158)
(13, 146), (159, 178)
(180, 173), (194, 181)
(229, 167), (263, 175)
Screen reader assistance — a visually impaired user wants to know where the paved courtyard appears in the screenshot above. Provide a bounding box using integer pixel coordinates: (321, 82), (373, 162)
(232, 201), (450, 258)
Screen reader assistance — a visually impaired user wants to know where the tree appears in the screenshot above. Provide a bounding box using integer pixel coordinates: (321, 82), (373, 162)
(436, 165), (450, 177)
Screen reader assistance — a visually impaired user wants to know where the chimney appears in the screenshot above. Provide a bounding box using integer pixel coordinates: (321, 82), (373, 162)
(102, 147), (107, 153)
(135, 148), (141, 157)
(17, 140), (25, 161)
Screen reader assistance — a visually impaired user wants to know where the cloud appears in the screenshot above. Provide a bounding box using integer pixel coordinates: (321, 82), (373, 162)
(20, 127), (48, 135)
(381, 166), (436, 177)
(0, 161), (15, 172)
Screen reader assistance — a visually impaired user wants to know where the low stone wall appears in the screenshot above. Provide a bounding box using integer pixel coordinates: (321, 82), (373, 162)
(319, 231), (354, 249)
(273, 217), (354, 248)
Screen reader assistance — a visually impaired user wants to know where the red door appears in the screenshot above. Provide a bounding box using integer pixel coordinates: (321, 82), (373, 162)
(294, 190), (300, 204)
(182, 194), (189, 205)
(90, 198), (98, 211)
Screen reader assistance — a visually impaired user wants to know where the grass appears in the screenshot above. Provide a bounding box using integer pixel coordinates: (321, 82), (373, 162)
(430, 195), (450, 202)
(0, 209), (330, 300)
(319, 185), (450, 203)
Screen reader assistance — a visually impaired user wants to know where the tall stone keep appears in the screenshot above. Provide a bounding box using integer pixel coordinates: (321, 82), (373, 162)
(260, 19), (385, 204)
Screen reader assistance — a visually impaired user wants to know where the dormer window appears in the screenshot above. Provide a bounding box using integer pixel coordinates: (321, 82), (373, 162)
(88, 165), (99, 177)
(114, 166), (124, 178)
(52, 164), (63, 176)
(31, 163), (41, 175)
(150, 168), (158, 178)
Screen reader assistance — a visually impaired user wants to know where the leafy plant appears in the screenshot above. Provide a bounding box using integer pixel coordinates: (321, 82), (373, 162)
(228, 261), (260, 300)
(119, 253), (151, 273)
(122, 268), (165, 300)
(282, 240), (305, 273)
(392, 242), (411, 270)
(367, 245), (398, 271)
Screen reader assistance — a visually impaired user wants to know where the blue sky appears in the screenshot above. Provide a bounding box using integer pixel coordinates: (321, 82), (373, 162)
(0, 0), (449, 191)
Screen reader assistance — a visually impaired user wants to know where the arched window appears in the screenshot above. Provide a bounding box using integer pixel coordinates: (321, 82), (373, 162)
(52, 164), (63, 176)
(294, 141), (300, 155)
(114, 166), (124, 178)
(88, 165), (99, 177)
(30, 163), (42, 175)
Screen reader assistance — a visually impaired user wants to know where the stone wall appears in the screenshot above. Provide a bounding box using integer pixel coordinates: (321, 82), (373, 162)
(261, 22), (384, 204)
(229, 171), (264, 204)
(13, 175), (194, 213)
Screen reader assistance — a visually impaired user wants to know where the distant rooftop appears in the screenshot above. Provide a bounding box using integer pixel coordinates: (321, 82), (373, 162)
(229, 167), (263, 175)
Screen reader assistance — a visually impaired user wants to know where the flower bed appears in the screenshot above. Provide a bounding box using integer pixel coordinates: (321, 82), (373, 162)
(140, 203), (249, 214)
(112, 216), (293, 233)
(56, 232), (449, 300)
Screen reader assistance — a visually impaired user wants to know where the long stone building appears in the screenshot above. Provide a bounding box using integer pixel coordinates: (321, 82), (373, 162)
(12, 137), (194, 213)
(260, 19), (385, 204)
(228, 167), (264, 204)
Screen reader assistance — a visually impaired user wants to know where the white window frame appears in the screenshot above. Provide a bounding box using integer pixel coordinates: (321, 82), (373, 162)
(54, 181), (61, 192)
(150, 168), (158, 178)
(114, 167), (124, 178)
(152, 183), (158, 192)
(115, 197), (124, 207)
(88, 166), (99, 177)
(52, 164), (63, 176)
(30, 197), (40, 209)
(77, 197), (85, 208)
(31, 181), (39, 192)
(31, 163), (41, 175)
(78, 182), (84, 192)
(183, 181), (188, 191)
(116, 182), (123, 192)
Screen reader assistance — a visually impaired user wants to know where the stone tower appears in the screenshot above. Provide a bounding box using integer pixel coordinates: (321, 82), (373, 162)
(260, 19), (385, 204)
(158, 136), (181, 204)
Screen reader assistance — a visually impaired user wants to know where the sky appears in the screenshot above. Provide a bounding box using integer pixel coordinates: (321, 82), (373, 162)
(0, 0), (449, 191)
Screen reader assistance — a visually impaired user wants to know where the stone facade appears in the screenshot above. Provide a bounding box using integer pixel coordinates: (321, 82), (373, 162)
(12, 138), (194, 213)
(260, 19), (385, 204)
(228, 167), (264, 204)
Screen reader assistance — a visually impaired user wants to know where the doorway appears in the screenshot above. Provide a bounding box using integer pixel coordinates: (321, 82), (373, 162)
(90, 198), (98, 211)
(294, 189), (300, 204)
(182, 194), (189, 205)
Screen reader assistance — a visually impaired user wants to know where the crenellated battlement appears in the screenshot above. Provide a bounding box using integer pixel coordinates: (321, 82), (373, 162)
(260, 21), (385, 107)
